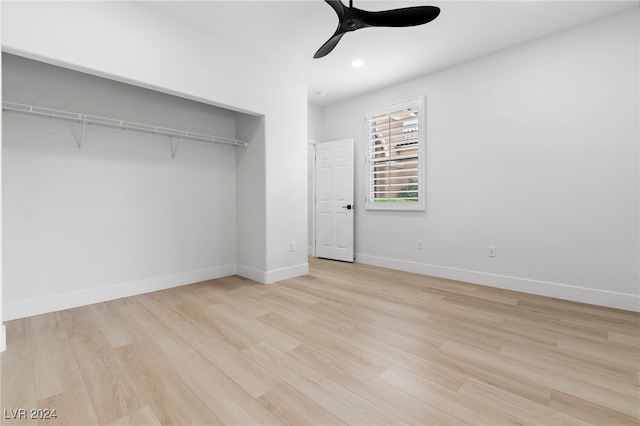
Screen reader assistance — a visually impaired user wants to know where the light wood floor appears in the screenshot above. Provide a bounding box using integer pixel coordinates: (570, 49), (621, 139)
(2, 258), (639, 425)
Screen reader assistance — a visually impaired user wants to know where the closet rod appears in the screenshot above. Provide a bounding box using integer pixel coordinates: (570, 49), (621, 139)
(2, 102), (248, 147)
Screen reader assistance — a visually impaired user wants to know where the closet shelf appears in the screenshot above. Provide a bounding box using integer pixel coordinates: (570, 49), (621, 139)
(2, 102), (248, 151)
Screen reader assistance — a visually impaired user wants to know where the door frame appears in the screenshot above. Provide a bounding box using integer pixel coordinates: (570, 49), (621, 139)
(308, 140), (318, 257)
(313, 138), (355, 262)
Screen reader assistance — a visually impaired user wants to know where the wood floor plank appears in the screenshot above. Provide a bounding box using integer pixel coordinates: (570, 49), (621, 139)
(142, 286), (209, 308)
(250, 294), (316, 324)
(458, 378), (592, 426)
(423, 298), (507, 325)
(300, 308), (553, 405)
(172, 301), (260, 350)
(57, 306), (99, 338)
(499, 344), (640, 397)
(425, 315), (523, 353)
(201, 275), (252, 292)
(216, 292), (271, 318)
(288, 344), (466, 425)
(301, 280), (433, 325)
(208, 302), (301, 352)
(267, 284), (323, 305)
(379, 364), (527, 425)
(257, 383), (347, 426)
(31, 313), (101, 425)
(115, 339), (222, 425)
(310, 297), (446, 348)
(118, 301), (283, 425)
(524, 298), (638, 324)
(104, 406), (161, 426)
(1, 319), (37, 426)
(440, 339), (640, 419)
(137, 293), (283, 398)
(104, 297), (137, 309)
(548, 389), (640, 426)
(28, 313), (82, 401)
(68, 328), (144, 424)
(608, 331), (640, 346)
(504, 311), (611, 343)
(557, 336), (640, 368)
(258, 312), (394, 378)
(36, 380), (101, 426)
(243, 342), (407, 425)
(87, 302), (142, 348)
(306, 301), (365, 330)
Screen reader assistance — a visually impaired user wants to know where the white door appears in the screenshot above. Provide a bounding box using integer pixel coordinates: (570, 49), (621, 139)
(315, 139), (354, 262)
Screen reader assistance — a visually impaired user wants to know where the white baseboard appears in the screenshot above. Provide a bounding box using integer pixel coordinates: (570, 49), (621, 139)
(237, 262), (309, 284)
(265, 263), (309, 284)
(3, 264), (236, 321)
(356, 254), (640, 312)
(236, 264), (267, 283)
(5, 261), (310, 322)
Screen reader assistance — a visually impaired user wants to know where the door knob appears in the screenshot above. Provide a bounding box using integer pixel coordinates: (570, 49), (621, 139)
(341, 204), (353, 210)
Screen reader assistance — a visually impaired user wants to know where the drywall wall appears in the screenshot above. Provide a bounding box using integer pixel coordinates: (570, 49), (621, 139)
(0, 50), (4, 349)
(236, 113), (267, 280)
(263, 97), (309, 282)
(2, 54), (240, 319)
(1, 1), (309, 320)
(308, 102), (324, 142)
(322, 9), (639, 311)
(307, 102), (324, 255)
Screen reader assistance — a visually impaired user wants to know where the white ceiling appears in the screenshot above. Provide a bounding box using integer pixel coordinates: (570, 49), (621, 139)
(143, 1), (638, 106)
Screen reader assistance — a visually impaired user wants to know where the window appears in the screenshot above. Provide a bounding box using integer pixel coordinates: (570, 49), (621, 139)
(365, 97), (425, 211)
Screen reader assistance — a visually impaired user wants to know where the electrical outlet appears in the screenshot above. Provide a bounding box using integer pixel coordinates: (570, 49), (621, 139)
(290, 242), (296, 252)
(488, 246), (496, 258)
(417, 239), (423, 249)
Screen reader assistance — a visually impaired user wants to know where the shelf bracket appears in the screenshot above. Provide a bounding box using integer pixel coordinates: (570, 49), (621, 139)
(170, 136), (182, 159)
(77, 117), (87, 150)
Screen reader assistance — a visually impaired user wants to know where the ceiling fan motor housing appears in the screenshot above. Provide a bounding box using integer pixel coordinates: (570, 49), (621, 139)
(342, 18), (363, 31)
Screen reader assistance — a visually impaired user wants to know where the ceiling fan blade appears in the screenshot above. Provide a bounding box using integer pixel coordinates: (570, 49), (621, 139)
(314, 29), (347, 59)
(361, 6), (440, 27)
(324, 0), (345, 19)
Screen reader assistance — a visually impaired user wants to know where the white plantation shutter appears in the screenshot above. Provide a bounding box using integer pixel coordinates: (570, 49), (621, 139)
(366, 97), (425, 211)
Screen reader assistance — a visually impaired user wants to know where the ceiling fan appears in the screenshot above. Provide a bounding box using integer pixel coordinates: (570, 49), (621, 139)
(314, 0), (441, 59)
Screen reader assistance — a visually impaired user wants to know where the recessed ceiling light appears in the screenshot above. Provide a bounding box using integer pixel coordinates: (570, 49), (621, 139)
(352, 59), (364, 68)
(315, 91), (326, 97)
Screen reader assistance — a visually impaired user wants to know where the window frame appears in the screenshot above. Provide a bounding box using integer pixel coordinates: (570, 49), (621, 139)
(364, 96), (426, 212)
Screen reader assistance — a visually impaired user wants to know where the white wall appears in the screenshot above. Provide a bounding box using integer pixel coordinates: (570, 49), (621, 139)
(1, 1), (309, 330)
(0, 47), (4, 350)
(307, 102), (324, 254)
(308, 102), (324, 143)
(236, 114), (267, 280)
(3, 54), (240, 319)
(263, 98), (309, 282)
(322, 9), (639, 311)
